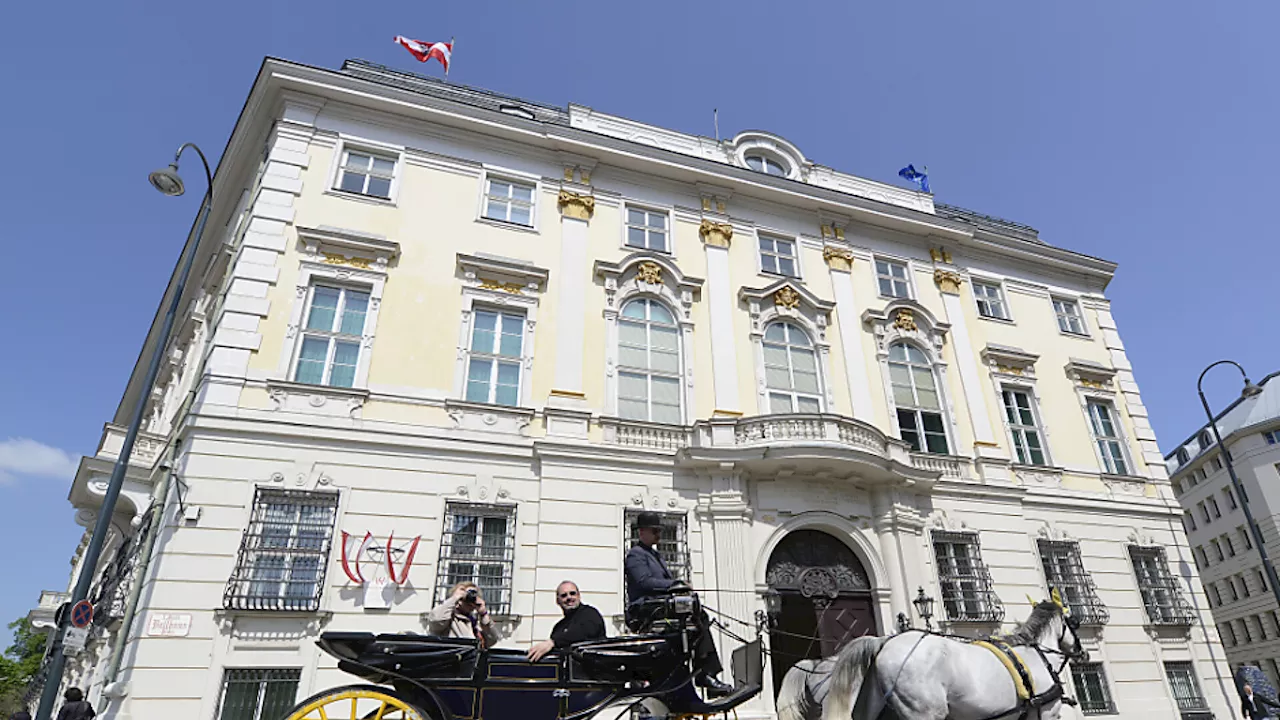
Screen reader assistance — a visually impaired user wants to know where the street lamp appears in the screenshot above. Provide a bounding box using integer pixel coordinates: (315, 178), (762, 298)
(34, 143), (213, 720)
(757, 588), (782, 630)
(912, 586), (935, 631)
(1197, 361), (1279, 613)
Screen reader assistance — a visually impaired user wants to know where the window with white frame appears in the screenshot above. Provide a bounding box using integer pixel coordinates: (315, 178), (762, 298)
(758, 235), (798, 277)
(763, 322), (822, 413)
(1163, 661), (1208, 716)
(1069, 662), (1116, 715)
(216, 668), (301, 720)
(875, 259), (911, 298)
(294, 285), (369, 388)
(617, 298), (682, 424)
(626, 207), (669, 252)
(623, 509), (690, 601)
(1129, 545), (1194, 626)
(483, 176), (535, 226)
(932, 531), (1004, 623)
(223, 488), (339, 612)
(1001, 386), (1047, 466)
(1086, 400), (1129, 475)
(973, 281), (1009, 320)
(435, 503), (516, 615)
(889, 342), (948, 454)
(1053, 297), (1087, 335)
(464, 308), (525, 406)
(745, 153), (788, 176)
(336, 148), (395, 199)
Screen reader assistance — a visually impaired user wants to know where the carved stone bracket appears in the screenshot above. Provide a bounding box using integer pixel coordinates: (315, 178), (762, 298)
(893, 308), (918, 332)
(557, 190), (595, 221)
(773, 286), (801, 310)
(455, 475), (512, 503)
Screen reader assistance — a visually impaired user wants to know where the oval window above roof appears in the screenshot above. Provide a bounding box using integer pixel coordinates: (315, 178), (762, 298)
(745, 153), (789, 177)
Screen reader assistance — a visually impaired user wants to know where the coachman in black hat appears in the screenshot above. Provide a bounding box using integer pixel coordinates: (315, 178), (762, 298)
(624, 511), (732, 697)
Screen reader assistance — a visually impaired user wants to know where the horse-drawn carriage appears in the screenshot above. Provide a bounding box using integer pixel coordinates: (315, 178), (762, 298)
(284, 589), (764, 720)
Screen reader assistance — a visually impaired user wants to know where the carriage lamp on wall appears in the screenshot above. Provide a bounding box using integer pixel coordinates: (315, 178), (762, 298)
(757, 588), (782, 629)
(912, 587), (936, 631)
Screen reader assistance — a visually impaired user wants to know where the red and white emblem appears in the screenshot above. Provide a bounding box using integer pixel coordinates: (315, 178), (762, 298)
(394, 36), (452, 72)
(341, 530), (421, 609)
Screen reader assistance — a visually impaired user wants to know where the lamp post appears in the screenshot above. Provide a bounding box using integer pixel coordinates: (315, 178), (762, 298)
(34, 143), (212, 720)
(1197, 361), (1279, 613)
(912, 586), (935, 631)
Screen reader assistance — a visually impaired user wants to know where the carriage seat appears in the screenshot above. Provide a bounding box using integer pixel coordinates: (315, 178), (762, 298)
(318, 632), (481, 682)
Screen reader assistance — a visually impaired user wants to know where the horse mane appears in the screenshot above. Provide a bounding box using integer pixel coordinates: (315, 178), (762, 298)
(997, 600), (1062, 646)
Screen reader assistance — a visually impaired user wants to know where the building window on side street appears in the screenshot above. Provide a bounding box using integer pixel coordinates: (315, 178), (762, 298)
(1228, 576), (1239, 601)
(1240, 574), (1251, 598)
(1052, 297), (1087, 335)
(1002, 387), (1047, 466)
(1128, 546), (1195, 626)
(294, 285), (370, 388)
(1210, 456), (1223, 472)
(759, 235), (799, 277)
(1086, 400), (1129, 475)
(1208, 496), (1221, 519)
(1224, 488), (1238, 510)
(483, 177), (535, 226)
(973, 281), (1009, 320)
(1182, 511), (1195, 533)
(623, 509), (690, 602)
(1038, 539), (1109, 625)
(763, 322), (823, 413)
(1223, 533), (1234, 556)
(1241, 527), (1254, 550)
(1070, 662), (1116, 715)
(1193, 546), (1206, 569)
(1240, 618), (1254, 643)
(1164, 661), (1209, 717)
(465, 308), (525, 407)
(336, 149), (395, 199)
(216, 668), (301, 720)
(626, 207), (668, 252)
(1212, 540), (1224, 563)
(224, 489), (339, 612)
(436, 502), (517, 615)
(1198, 502), (1210, 524)
(1208, 583), (1220, 606)
(617, 298), (683, 424)
(1258, 568), (1267, 592)
(875, 258), (911, 298)
(889, 342), (948, 454)
(932, 531), (1004, 623)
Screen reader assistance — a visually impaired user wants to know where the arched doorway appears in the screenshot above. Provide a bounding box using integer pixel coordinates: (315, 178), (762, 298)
(765, 529), (878, 695)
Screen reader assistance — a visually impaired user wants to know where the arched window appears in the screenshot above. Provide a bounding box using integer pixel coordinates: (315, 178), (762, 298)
(618, 298), (682, 424)
(745, 153), (788, 176)
(888, 342), (948, 454)
(1198, 430), (1213, 450)
(763, 322), (822, 413)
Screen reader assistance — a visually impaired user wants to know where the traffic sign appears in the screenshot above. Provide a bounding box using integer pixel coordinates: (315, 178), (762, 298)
(69, 600), (94, 629)
(62, 627), (88, 654)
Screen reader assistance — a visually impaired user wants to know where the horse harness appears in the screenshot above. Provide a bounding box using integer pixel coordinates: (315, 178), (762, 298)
(967, 617), (1081, 720)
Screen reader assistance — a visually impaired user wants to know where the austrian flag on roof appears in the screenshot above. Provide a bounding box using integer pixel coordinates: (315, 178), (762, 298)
(394, 36), (452, 72)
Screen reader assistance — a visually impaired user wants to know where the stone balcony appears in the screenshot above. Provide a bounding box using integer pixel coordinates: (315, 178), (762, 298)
(27, 590), (70, 630)
(96, 423), (167, 470)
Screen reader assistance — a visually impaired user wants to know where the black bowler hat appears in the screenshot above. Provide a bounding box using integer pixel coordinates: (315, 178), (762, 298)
(635, 512), (663, 530)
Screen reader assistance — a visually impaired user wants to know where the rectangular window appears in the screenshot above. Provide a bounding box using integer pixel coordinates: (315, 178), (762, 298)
(1258, 569), (1267, 592)
(1221, 622), (1237, 646)
(932, 531), (1004, 622)
(436, 503), (517, 615)
(1198, 502), (1210, 524)
(875, 258), (911, 298)
(1193, 546), (1207, 569)
(625, 207), (669, 252)
(336, 149), (395, 199)
(1242, 527), (1254, 550)
(623, 509), (690, 601)
(1228, 575), (1239, 601)
(1240, 574), (1251, 598)
(294, 285), (369, 388)
(1223, 533), (1234, 557)
(1053, 297), (1087, 335)
(1038, 539), (1109, 625)
(1212, 539), (1224, 562)
(1164, 661), (1208, 715)
(1224, 488), (1238, 510)
(1270, 611), (1280, 636)
(1087, 401), (1129, 475)
(1241, 618), (1254, 643)
(973, 281), (1009, 320)
(1182, 511), (1195, 533)
(1265, 430), (1279, 445)
(1208, 497), (1221, 519)
(483, 177), (535, 226)
(759, 235), (798, 277)
(216, 668), (301, 720)
(1208, 583), (1221, 606)
(896, 408), (949, 455)
(1070, 662), (1116, 715)
(1001, 387), (1047, 466)
(1129, 546), (1194, 626)
(224, 489), (339, 612)
(1210, 456), (1223, 472)
(465, 308), (525, 407)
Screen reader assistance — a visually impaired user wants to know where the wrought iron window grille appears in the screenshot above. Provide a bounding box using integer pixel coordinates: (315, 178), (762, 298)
(1164, 661), (1210, 718)
(931, 531), (1005, 623)
(624, 509), (691, 603)
(1070, 662), (1117, 715)
(223, 488), (339, 612)
(216, 668), (301, 720)
(1128, 546), (1196, 626)
(1037, 539), (1109, 626)
(436, 502), (517, 615)
(89, 508), (156, 626)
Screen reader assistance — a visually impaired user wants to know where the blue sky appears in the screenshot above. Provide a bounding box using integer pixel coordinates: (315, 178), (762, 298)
(0, 1), (1275, 627)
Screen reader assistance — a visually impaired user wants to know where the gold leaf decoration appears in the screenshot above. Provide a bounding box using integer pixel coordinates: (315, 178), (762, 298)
(774, 286), (801, 310)
(636, 262), (663, 285)
(894, 308), (918, 332)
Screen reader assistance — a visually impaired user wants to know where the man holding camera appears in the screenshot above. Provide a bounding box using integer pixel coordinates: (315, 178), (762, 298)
(426, 582), (500, 648)
(625, 512), (732, 697)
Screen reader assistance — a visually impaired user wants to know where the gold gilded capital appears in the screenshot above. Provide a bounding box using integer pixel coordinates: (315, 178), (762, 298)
(699, 219), (733, 248)
(933, 269), (963, 295)
(823, 246), (855, 272)
(557, 190), (595, 221)
(929, 247), (953, 264)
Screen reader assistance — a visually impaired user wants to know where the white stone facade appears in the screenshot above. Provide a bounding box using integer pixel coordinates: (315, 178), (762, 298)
(39, 58), (1236, 720)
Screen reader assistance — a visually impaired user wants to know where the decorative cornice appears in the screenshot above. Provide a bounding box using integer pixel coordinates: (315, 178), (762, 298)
(557, 190), (595, 220)
(699, 219), (733, 248)
(1064, 359), (1117, 391)
(822, 245), (855, 272)
(933, 269), (963, 295)
(457, 252), (549, 293)
(982, 344), (1039, 378)
(297, 226), (399, 271)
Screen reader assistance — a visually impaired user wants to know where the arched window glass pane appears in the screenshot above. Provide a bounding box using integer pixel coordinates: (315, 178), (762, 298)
(762, 322), (823, 413)
(888, 341), (948, 454)
(617, 298), (683, 424)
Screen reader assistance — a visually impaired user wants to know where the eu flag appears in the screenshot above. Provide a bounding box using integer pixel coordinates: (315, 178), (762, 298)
(898, 164), (930, 193)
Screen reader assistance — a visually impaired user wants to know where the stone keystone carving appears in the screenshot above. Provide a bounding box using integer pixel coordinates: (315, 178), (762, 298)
(773, 286), (801, 310)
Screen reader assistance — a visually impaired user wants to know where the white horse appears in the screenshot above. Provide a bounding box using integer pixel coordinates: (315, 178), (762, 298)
(777, 637), (885, 720)
(819, 599), (1085, 720)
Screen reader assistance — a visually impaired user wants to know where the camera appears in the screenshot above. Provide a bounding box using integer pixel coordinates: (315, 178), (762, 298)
(465, 588), (479, 602)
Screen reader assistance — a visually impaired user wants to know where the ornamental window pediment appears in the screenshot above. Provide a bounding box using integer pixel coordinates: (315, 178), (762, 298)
(982, 344), (1040, 380)
(595, 252), (703, 323)
(862, 300), (949, 360)
(739, 279), (835, 341)
(297, 225), (399, 273)
(457, 252), (550, 295)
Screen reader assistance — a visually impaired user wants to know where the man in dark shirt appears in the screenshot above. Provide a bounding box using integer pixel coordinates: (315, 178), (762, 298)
(624, 512), (732, 697)
(527, 581), (606, 661)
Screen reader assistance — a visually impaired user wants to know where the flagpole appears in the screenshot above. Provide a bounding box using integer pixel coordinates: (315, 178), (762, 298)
(446, 36), (454, 82)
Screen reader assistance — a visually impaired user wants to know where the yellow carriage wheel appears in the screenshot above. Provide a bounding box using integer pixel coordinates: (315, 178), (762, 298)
(286, 684), (430, 720)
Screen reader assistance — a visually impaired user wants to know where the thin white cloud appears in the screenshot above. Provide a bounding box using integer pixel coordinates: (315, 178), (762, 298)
(0, 438), (79, 485)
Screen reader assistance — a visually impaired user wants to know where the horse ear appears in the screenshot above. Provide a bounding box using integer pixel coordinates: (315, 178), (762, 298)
(1025, 594), (1037, 607)
(1050, 588), (1068, 614)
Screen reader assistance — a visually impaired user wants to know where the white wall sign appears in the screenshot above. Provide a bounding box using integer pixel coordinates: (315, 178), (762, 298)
(146, 612), (192, 637)
(63, 626), (89, 653)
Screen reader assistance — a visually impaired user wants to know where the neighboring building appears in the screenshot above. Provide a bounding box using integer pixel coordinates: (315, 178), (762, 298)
(1168, 371), (1280, 686)
(33, 57), (1235, 720)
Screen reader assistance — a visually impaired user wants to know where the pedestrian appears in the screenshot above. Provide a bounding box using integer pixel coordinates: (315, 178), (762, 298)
(55, 688), (94, 720)
(11, 710), (33, 720)
(1242, 683), (1280, 719)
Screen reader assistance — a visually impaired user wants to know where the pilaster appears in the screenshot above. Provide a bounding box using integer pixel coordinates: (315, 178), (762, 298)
(822, 235), (874, 422)
(700, 464), (753, 656)
(1089, 302), (1166, 478)
(548, 168), (595, 408)
(699, 187), (740, 417)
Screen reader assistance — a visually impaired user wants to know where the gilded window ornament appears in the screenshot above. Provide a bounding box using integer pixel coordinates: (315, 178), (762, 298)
(557, 190), (595, 220)
(478, 279), (524, 295)
(773, 286), (801, 310)
(636, 261), (663, 285)
(698, 219), (733, 248)
(322, 253), (373, 269)
(894, 308), (918, 332)
(822, 245), (855, 272)
(929, 247), (953, 264)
